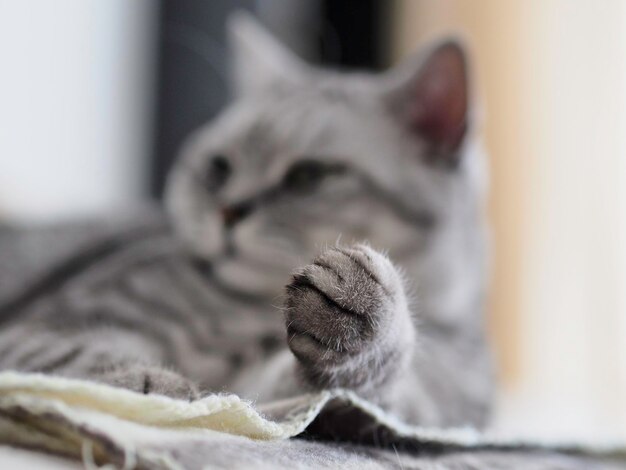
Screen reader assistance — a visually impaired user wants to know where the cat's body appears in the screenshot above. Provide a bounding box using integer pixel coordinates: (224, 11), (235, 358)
(0, 13), (493, 428)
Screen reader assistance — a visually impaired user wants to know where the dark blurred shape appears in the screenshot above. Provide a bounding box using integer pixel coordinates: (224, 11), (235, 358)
(319, 0), (391, 70)
(151, 0), (391, 198)
(151, 0), (254, 198)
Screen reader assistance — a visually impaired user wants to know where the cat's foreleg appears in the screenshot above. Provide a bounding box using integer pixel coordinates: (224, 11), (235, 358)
(282, 244), (417, 406)
(0, 325), (199, 400)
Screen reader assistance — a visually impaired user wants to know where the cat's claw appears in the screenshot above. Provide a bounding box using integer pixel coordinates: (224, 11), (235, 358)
(284, 244), (415, 391)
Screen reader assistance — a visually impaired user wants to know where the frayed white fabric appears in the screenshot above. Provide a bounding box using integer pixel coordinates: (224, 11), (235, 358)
(0, 372), (624, 470)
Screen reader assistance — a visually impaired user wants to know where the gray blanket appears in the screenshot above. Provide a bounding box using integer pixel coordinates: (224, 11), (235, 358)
(0, 372), (624, 470)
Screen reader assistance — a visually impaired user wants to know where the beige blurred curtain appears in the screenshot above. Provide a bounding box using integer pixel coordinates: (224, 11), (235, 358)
(392, 0), (626, 439)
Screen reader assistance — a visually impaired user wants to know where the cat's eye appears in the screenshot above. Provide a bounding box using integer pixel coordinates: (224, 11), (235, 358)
(282, 160), (338, 194)
(205, 154), (231, 191)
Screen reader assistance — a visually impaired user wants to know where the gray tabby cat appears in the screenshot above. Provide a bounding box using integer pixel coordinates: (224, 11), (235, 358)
(0, 13), (492, 428)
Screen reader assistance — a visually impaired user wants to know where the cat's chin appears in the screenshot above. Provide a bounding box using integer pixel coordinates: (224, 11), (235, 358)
(208, 257), (288, 300)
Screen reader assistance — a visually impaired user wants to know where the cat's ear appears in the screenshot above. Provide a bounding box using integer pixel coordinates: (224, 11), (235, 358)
(383, 39), (471, 166)
(228, 11), (306, 97)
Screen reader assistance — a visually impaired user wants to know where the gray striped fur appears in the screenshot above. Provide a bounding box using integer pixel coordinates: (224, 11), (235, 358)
(0, 14), (493, 429)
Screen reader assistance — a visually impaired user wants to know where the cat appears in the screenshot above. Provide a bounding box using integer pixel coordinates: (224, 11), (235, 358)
(0, 12), (492, 428)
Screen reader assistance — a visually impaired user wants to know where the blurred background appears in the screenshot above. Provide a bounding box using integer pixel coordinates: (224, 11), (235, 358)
(1, 0), (625, 440)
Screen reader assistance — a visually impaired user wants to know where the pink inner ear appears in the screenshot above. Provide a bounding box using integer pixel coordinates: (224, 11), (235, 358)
(409, 44), (468, 153)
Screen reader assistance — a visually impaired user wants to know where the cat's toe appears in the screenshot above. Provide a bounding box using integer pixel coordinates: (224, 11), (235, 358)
(284, 244), (413, 380)
(99, 365), (200, 401)
(141, 368), (200, 401)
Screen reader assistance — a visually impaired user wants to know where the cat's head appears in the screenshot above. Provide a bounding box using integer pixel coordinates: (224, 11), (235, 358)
(165, 12), (487, 300)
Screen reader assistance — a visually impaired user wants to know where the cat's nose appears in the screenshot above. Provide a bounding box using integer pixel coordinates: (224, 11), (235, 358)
(220, 202), (252, 227)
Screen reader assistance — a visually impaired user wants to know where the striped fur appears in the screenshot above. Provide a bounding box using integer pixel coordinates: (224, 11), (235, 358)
(1, 15), (493, 428)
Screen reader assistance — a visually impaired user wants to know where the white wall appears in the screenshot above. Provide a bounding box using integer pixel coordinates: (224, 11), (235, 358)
(0, 0), (158, 222)
(515, 0), (626, 440)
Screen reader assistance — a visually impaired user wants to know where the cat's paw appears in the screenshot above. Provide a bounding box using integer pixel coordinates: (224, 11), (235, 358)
(98, 365), (200, 401)
(284, 244), (415, 390)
